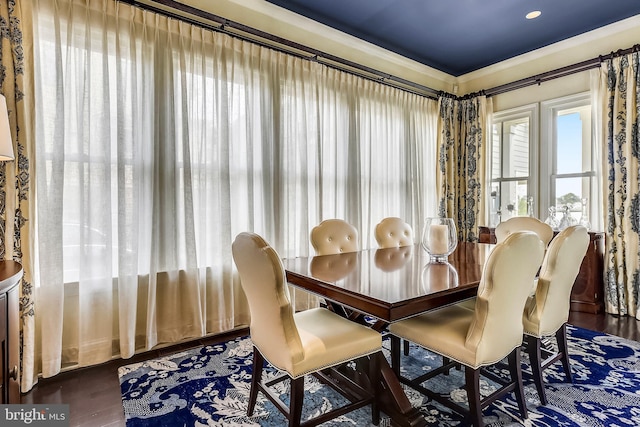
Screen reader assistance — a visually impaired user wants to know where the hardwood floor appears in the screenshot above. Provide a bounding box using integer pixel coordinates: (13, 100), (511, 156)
(568, 310), (640, 341)
(21, 313), (639, 427)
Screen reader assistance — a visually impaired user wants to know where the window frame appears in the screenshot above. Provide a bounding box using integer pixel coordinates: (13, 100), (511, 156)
(540, 92), (595, 224)
(489, 103), (539, 223)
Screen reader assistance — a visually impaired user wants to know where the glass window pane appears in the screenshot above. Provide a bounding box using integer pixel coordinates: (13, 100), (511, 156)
(502, 118), (529, 178)
(489, 179), (529, 226)
(556, 106), (591, 174)
(489, 182), (500, 226)
(490, 106), (535, 227)
(500, 180), (529, 218)
(554, 176), (592, 222)
(491, 124), (501, 180)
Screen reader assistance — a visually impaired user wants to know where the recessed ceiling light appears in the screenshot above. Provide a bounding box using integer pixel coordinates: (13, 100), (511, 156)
(526, 11), (542, 19)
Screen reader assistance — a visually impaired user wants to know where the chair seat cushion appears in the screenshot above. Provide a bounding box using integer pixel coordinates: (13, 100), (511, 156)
(456, 298), (476, 311)
(389, 304), (480, 367)
(522, 295), (566, 338)
(287, 307), (382, 378)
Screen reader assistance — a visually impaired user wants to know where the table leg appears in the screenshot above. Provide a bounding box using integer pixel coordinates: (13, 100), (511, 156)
(366, 322), (426, 425)
(327, 352), (426, 426)
(374, 352), (427, 427)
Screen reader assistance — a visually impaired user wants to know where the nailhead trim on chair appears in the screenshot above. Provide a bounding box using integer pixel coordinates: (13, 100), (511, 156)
(254, 340), (381, 379)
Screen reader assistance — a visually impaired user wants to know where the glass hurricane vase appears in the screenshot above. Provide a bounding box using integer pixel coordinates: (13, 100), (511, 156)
(421, 217), (458, 263)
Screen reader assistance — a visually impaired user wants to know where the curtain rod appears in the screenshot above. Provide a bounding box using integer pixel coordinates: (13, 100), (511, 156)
(120, 1), (638, 101)
(118, 0), (441, 99)
(485, 44), (640, 97)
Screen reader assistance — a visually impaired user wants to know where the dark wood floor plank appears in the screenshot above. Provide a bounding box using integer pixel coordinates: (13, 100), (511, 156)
(20, 314), (639, 426)
(569, 312), (640, 341)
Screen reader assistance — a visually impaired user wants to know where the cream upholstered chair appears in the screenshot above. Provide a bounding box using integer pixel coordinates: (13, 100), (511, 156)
(495, 216), (554, 246)
(523, 225), (589, 405)
(232, 232), (383, 426)
(374, 245), (413, 271)
(456, 216), (552, 313)
(310, 219), (359, 315)
(374, 217), (414, 355)
(310, 219), (358, 255)
(389, 231), (545, 427)
(374, 217), (414, 248)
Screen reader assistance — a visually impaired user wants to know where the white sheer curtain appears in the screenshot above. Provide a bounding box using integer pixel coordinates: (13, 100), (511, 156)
(28, 0), (438, 386)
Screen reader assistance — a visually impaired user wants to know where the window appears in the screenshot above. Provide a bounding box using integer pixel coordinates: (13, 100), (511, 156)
(489, 92), (599, 230)
(489, 104), (538, 226)
(540, 92), (596, 227)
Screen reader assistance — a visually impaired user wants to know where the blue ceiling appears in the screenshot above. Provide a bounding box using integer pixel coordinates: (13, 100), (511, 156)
(264, 0), (640, 76)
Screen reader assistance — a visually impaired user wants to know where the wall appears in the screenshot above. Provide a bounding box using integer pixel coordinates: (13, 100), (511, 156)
(488, 71), (590, 113)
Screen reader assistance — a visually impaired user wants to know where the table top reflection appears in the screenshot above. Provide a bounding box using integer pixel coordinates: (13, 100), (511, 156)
(283, 242), (494, 322)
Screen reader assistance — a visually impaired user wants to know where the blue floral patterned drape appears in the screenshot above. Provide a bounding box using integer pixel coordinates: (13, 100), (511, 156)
(436, 95), (489, 242)
(600, 51), (640, 319)
(0, 0), (34, 391)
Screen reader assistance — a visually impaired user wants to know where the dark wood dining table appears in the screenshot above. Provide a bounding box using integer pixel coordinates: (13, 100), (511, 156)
(282, 242), (494, 427)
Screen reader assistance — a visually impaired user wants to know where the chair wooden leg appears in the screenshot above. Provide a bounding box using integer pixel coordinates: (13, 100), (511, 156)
(248, 346), (264, 416)
(390, 335), (401, 376)
(525, 335), (547, 406)
(508, 348), (528, 419)
(442, 356), (457, 374)
(556, 323), (573, 383)
(464, 367), (483, 427)
(288, 377), (305, 427)
(403, 339), (410, 356)
(369, 352), (381, 425)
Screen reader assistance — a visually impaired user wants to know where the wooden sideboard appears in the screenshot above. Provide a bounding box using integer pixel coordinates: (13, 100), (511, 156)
(0, 261), (23, 404)
(479, 226), (605, 314)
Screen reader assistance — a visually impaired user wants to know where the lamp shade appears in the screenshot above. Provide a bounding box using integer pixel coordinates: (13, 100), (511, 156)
(0, 94), (14, 161)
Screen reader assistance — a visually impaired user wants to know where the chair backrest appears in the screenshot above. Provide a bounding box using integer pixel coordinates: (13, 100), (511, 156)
(465, 231), (545, 365)
(310, 219), (359, 255)
(310, 251), (358, 281)
(495, 216), (554, 247)
(523, 225), (589, 336)
(374, 246), (413, 271)
(374, 217), (414, 248)
(232, 232), (304, 371)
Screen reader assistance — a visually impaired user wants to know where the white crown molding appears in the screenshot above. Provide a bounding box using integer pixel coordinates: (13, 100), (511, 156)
(136, 0), (637, 96)
(457, 14), (640, 87)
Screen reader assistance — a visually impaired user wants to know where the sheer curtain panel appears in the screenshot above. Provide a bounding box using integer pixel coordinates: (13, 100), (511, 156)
(29, 0), (438, 386)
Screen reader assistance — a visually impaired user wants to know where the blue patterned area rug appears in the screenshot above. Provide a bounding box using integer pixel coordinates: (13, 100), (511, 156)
(118, 325), (640, 426)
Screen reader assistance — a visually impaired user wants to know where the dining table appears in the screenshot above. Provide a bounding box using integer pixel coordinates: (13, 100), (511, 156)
(282, 242), (494, 427)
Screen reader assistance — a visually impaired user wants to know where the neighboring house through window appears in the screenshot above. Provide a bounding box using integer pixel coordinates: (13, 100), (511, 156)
(489, 104), (538, 226)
